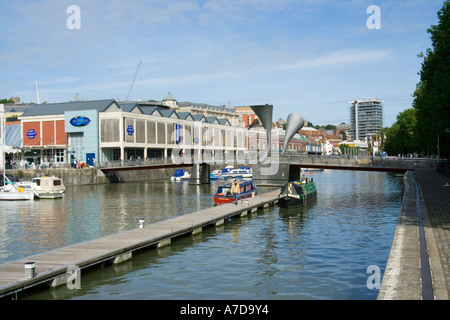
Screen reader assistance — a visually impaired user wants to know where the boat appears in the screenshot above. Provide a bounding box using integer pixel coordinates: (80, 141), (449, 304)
(220, 166), (252, 179)
(209, 173), (220, 180)
(278, 178), (317, 208)
(0, 175), (35, 201)
(213, 180), (258, 205)
(170, 169), (191, 181)
(26, 176), (65, 199)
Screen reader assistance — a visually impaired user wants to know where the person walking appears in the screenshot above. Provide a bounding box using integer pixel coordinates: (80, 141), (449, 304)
(231, 179), (240, 205)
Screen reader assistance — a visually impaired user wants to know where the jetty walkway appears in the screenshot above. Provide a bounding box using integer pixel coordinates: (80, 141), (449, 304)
(0, 190), (280, 299)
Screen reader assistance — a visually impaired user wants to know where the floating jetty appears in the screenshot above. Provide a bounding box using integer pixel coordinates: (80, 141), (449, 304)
(0, 190), (279, 299)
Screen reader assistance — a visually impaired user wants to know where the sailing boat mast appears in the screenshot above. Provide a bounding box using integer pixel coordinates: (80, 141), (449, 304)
(0, 104), (5, 187)
(35, 80), (40, 104)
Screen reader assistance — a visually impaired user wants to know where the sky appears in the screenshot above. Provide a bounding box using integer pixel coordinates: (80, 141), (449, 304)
(0, 0), (445, 127)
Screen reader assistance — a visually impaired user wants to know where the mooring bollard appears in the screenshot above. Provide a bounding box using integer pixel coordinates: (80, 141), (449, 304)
(245, 199), (249, 207)
(25, 262), (35, 278)
(139, 219), (145, 229)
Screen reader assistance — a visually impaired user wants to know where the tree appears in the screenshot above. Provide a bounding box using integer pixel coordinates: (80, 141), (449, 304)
(0, 98), (14, 104)
(413, 1), (450, 157)
(384, 108), (418, 155)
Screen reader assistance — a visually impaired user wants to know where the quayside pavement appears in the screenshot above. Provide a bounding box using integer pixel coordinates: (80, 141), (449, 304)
(378, 169), (450, 300)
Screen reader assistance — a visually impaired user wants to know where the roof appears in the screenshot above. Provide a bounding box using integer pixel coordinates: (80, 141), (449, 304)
(21, 99), (117, 117)
(191, 114), (206, 122)
(177, 112), (193, 120)
(158, 109), (179, 119)
(163, 92), (176, 101)
(19, 99), (233, 127)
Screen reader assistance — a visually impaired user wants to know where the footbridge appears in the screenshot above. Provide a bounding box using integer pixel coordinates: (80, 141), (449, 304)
(252, 155), (439, 181)
(98, 155), (440, 183)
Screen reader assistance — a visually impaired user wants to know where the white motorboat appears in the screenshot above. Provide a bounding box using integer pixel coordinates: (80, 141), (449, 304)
(220, 167), (252, 179)
(0, 178), (35, 201)
(24, 176), (66, 199)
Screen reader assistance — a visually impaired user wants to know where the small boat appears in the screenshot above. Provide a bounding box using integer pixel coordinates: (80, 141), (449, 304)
(213, 180), (258, 205)
(278, 178), (317, 208)
(0, 176), (35, 201)
(220, 167), (252, 179)
(210, 173), (220, 180)
(26, 176), (65, 199)
(170, 169), (191, 181)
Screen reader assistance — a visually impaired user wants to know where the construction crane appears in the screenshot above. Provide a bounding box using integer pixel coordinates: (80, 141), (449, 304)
(126, 60), (142, 101)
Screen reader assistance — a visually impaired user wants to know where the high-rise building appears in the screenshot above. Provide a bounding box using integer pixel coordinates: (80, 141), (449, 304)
(349, 98), (384, 140)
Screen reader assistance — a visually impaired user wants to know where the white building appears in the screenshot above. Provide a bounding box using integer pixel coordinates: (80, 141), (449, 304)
(349, 98), (384, 140)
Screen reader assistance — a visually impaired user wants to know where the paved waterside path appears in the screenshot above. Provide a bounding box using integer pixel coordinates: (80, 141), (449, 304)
(0, 190), (279, 299)
(378, 170), (450, 300)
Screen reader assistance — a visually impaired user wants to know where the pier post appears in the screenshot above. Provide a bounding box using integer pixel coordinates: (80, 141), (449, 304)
(189, 163), (210, 185)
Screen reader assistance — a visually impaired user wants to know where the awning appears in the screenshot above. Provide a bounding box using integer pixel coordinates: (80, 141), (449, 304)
(3, 146), (21, 154)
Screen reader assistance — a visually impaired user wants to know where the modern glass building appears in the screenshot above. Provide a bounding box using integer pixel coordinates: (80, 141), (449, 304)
(348, 98), (384, 140)
(19, 99), (246, 167)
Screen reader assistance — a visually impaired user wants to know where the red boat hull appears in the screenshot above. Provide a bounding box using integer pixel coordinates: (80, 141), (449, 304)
(213, 191), (258, 205)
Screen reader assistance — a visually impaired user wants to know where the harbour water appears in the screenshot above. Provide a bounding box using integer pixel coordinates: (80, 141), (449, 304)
(0, 170), (403, 300)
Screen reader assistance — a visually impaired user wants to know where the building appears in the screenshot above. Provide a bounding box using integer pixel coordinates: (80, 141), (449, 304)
(349, 98), (384, 140)
(18, 98), (247, 167)
(161, 92), (242, 127)
(235, 106), (258, 128)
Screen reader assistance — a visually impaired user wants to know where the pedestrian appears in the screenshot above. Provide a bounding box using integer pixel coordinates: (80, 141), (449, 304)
(231, 179), (240, 205)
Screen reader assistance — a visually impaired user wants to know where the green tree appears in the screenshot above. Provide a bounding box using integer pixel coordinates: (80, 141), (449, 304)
(384, 108), (418, 155)
(0, 98), (13, 104)
(413, 1), (450, 157)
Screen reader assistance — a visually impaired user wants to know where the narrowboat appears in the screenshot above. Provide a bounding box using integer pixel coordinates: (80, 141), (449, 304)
(278, 178), (317, 208)
(213, 180), (258, 205)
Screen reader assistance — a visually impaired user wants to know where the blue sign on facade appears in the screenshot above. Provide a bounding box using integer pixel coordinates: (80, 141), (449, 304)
(176, 124), (181, 143)
(70, 116), (91, 127)
(127, 125), (134, 135)
(26, 129), (37, 139)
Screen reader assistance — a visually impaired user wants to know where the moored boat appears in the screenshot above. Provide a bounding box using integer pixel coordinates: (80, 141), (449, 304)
(278, 178), (317, 208)
(0, 184), (35, 200)
(213, 180), (258, 205)
(0, 175), (35, 201)
(220, 166), (252, 179)
(27, 176), (65, 199)
(170, 169), (191, 181)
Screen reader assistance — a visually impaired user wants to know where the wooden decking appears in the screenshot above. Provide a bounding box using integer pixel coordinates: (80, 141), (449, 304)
(0, 190), (280, 299)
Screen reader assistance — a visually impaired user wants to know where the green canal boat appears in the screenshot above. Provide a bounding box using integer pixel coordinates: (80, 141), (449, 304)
(278, 178), (317, 208)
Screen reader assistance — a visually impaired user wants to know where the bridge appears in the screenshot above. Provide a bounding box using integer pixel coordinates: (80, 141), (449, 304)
(98, 155), (440, 183)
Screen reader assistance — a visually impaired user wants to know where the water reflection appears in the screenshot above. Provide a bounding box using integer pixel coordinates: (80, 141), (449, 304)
(1, 171), (403, 300)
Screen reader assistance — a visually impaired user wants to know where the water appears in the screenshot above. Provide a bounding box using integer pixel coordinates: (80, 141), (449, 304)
(0, 170), (403, 300)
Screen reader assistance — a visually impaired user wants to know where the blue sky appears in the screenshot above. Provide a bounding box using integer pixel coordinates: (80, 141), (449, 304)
(0, 0), (445, 126)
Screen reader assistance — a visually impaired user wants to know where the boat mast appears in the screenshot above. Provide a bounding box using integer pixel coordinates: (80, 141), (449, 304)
(35, 80), (40, 104)
(0, 104), (5, 186)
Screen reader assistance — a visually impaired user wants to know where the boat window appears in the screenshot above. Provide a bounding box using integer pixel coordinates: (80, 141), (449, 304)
(53, 180), (62, 186)
(218, 187), (231, 195)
